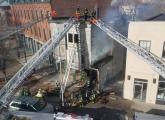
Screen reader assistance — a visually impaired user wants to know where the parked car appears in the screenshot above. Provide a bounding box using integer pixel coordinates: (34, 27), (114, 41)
(9, 96), (53, 113)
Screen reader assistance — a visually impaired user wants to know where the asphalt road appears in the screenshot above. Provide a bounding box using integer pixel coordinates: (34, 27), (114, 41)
(45, 93), (126, 120)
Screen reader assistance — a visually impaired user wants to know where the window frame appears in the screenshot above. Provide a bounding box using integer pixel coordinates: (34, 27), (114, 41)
(68, 33), (73, 43)
(162, 41), (165, 58)
(139, 40), (151, 52)
(74, 34), (79, 44)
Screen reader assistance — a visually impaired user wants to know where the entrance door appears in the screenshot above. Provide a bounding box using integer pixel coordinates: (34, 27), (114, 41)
(134, 79), (147, 101)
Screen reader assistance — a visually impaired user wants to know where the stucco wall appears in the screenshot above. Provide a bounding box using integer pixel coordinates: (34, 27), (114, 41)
(124, 22), (165, 104)
(50, 21), (91, 70)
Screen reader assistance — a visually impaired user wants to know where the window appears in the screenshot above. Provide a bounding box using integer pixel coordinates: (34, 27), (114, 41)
(24, 10), (26, 18)
(11, 102), (21, 108)
(34, 27), (37, 36)
(35, 11), (38, 21)
(26, 105), (35, 112)
(49, 30), (51, 38)
(31, 10), (35, 21)
(157, 77), (165, 102)
(38, 27), (41, 37)
(157, 81), (165, 101)
(134, 79), (147, 101)
(43, 29), (47, 40)
(33, 99), (46, 111)
(21, 10), (24, 18)
(31, 28), (33, 34)
(162, 42), (165, 58)
(74, 34), (79, 43)
(139, 40), (151, 51)
(41, 10), (44, 20)
(27, 10), (30, 19)
(68, 34), (73, 43)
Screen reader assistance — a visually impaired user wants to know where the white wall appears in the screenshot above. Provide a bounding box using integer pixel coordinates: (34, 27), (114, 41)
(124, 22), (165, 104)
(50, 21), (92, 70)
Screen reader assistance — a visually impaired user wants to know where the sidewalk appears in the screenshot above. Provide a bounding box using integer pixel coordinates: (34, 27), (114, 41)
(131, 100), (165, 113)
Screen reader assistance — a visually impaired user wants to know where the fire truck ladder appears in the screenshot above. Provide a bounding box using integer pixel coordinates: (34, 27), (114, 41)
(61, 47), (76, 106)
(94, 19), (165, 78)
(0, 17), (75, 109)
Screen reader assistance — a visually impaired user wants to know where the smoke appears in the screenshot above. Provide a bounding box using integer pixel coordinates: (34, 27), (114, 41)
(91, 25), (113, 64)
(91, 0), (163, 64)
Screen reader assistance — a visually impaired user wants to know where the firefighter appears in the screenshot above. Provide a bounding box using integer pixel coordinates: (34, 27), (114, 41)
(86, 79), (90, 88)
(90, 90), (96, 103)
(84, 8), (89, 21)
(75, 8), (81, 20)
(35, 88), (44, 99)
(91, 10), (96, 18)
(51, 10), (57, 17)
(78, 95), (83, 107)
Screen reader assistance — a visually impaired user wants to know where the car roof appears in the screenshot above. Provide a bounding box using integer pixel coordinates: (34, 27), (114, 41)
(13, 96), (39, 105)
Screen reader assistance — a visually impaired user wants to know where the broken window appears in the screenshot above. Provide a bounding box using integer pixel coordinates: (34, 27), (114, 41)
(139, 40), (151, 51)
(68, 33), (73, 43)
(74, 34), (79, 44)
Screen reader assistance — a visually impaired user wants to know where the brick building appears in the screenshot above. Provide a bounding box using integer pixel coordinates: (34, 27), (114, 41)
(10, 2), (52, 55)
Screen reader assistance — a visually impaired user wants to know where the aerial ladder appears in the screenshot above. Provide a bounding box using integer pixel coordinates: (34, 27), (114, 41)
(92, 19), (165, 78)
(0, 17), (76, 109)
(60, 47), (76, 106)
(1, 12), (165, 110)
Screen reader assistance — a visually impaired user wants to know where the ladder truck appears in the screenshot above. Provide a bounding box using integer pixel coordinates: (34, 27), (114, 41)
(0, 13), (165, 111)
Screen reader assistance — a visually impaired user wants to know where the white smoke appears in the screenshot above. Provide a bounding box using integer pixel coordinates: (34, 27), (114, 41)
(91, 25), (113, 64)
(91, 0), (163, 63)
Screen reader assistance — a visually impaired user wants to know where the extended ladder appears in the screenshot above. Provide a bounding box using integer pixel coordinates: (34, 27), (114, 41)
(94, 19), (165, 78)
(61, 47), (76, 106)
(0, 17), (75, 109)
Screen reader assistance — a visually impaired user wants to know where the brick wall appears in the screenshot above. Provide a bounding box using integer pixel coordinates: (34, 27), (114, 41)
(10, 3), (51, 43)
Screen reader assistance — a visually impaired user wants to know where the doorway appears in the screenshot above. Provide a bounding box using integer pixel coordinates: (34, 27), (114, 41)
(134, 79), (148, 101)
